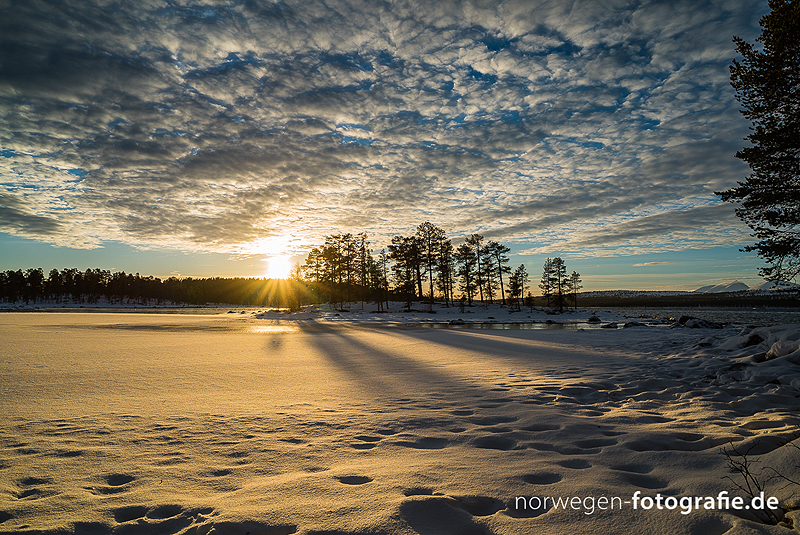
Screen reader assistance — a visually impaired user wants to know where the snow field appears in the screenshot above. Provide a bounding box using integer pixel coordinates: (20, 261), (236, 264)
(0, 311), (798, 534)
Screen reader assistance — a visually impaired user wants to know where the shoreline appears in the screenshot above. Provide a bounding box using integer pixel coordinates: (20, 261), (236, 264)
(5, 301), (799, 329)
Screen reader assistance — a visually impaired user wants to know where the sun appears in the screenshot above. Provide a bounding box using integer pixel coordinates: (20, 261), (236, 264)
(266, 255), (293, 279)
(245, 236), (298, 279)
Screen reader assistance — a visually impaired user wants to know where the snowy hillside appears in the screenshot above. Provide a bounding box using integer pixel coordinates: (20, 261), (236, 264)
(693, 281), (750, 293)
(750, 280), (800, 291)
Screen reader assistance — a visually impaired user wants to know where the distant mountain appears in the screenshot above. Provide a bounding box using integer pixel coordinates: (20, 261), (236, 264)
(750, 280), (800, 291)
(693, 281), (750, 293)
(692, 285), (717, 293)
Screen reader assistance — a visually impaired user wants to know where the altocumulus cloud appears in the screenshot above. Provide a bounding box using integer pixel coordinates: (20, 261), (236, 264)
(0, 0), (764, 256)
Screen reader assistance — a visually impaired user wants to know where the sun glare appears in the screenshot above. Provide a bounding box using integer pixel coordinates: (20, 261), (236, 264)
(266, 255), (293, 279)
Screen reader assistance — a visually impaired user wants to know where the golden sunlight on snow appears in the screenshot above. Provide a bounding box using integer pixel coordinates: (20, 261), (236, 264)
(1, 312), (799, 534)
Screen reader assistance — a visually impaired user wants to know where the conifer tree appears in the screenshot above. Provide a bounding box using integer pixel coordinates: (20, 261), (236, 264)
(466, 234), (485, 303)
(508, 264), (529, 310)
(389, 235), (418, 310)
(539, 258), (553, 307)
(550, 257), (568, 313)
(569, 271), (582, 308)
(455, 242), (478, 305)
(416, 221), (447, 310)
(487, 241), (511, 305)
(437, 238), (455, 306)
(717, 0), (800, 281)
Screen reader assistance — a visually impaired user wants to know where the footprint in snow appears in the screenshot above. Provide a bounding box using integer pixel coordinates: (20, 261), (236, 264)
(13, 476), (59, 500)
(403, 487), (434, 496)
(114, 505), (149, 523)
(351, 442), (377, 450)
(337, 475), (373, 485)
(521, 423), (561, 432)
(105, 473), (135, 486)
(468, 415), (518, 426)
(522, 472), (562, 485)
(473, 435), (519, 451)
(353, 435), (382, 442)
(395, 437), (449, 449)
(87, 473), (135, 495)
(556, 458), (592, 469)
(573, 437), (617, 449)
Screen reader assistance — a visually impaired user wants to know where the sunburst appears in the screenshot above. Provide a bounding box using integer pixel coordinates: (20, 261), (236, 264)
(243, 237), (298, 280)
(266, 255), (293, 279)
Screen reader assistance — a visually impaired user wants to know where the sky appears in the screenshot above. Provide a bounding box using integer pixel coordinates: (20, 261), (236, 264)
(0, 0), (773, 290)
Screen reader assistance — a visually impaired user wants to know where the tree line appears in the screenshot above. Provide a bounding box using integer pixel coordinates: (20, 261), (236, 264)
(1, 222), (582, 311)
(0, 267), (305, 308)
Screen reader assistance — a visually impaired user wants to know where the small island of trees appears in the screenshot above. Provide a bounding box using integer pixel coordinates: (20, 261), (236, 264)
(297, 223), (579, 313)
(0, 222), (582, 312)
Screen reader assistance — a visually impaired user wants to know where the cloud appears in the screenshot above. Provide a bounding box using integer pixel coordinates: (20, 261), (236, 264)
(0, 0), (767, 257)
(516, 203), (749, 257)
(0, 194), (64, 236)
(633, 262), (676, 266)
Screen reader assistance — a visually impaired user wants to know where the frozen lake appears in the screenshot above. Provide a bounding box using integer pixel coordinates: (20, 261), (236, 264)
(1, 313), (798, 534)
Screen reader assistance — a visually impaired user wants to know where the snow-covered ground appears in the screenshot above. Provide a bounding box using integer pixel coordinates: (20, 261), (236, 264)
(1, 308), (798, 534)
